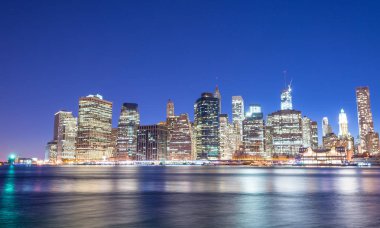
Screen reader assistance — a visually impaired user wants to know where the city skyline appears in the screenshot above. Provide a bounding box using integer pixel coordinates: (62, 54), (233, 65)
(2, 0), (380, 160)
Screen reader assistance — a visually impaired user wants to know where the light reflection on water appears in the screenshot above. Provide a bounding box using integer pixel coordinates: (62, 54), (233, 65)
(0, 166), (380, 227)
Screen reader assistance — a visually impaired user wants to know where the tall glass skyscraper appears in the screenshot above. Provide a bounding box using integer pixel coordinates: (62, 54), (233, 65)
(281, 85), (292, 110)
(232, 96), (244, 139)
(76, 94), (113, 161)
(116, 103), (140, 160)
(194, 92), (220, 160)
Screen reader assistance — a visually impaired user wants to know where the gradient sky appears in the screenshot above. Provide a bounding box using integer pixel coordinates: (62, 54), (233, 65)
(1, 0), (380, 160)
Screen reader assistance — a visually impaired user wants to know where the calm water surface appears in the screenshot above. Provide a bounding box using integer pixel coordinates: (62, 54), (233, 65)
(1, 166), (380, 227)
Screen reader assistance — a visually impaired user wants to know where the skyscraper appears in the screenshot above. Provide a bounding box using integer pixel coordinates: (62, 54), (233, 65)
(214, 85), (221, 114)
(243, 105), (265, 154)
(339, 109), (349, 137)
(194, 92), (220, 160)
(266, 110), (303, 155)
(54, 111), (77, 163)
(167, 113), (193, 161)
(166, 99), (174, 118)
(281, 84), (292, 110)
(322, 117), (332, 137)
(311, 121), (319, 149)
(116, 103), (140, 160)
(219, 114), (236, 160)
(232, 96), (244, 139)
(137, 124), (168, 161)
(266, 85), (306, 155)
(76, 94), (113, 161)
(302, 117), (318, 149)
(356, 87), (379, 154)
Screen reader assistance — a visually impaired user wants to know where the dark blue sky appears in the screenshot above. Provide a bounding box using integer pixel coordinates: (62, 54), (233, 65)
(1, 0), (380, 160)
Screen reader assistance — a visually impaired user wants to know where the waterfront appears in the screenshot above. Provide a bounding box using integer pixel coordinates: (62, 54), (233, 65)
(1, 166), (380, 227)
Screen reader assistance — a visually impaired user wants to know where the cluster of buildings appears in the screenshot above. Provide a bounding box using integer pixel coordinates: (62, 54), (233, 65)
(45, 85), (380, 164)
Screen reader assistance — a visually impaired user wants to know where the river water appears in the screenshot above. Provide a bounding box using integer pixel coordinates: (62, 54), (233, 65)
(1, 166), (380, 227)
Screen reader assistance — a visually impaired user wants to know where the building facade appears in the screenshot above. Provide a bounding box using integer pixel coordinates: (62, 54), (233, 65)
(76, 94), (113, 161)
(281, 85), (292, 110)
(243, 105), (265, 154)
(54, 111), (77, 163)
(232, 96), (245, 138)
(167, 113), (193, 161)
(219, 114), (236, 160)
(194, 92), (220, 160)
(137, 125), (168, 161)
(116, 103), (140, 160)
(266, 110), (303, 155)
(356, 87), (379, 154)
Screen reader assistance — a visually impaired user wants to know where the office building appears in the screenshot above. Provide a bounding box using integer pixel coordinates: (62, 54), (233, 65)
(243, 105), (265, 154)
(137, 125), (168, 161)
(356, 87), (379, 153)
(219, 114), (236, 160)
(167, 113), (193, 161)
(116, 103), (140, 160)
(54, 111), (77, 163)
(76, 94), (113, 161)
(194, 92), (220, 160)
(281, 84), (292, 110)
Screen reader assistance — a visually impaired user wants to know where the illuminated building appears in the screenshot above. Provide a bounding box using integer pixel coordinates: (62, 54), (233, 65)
(302, 117), (318, 149)
(323, 133), (339, 150)
(166, 99), (174, 118)
(107, 128), (118, 159)
(76, 94), (113, 161)
(281, 84), (292, 110)
(54, 111), (77, 163)
(311, 121), (318, 148)
(214, 85), (221, 114)
(242, 105), (265, 154)
(299, 147), (348, 165)
(45, 141), (57, 163)
(356, 86), (379, 154)
(323, 132), (354, 152)
(219, 114), (236, 160)
(339, 109), (349, 137)
(167, 113), (193, 161)
(366, 132), (380, 154)
(194, 92), (220, 160)
(191, 122), (197, 159)
(137, 125), (168, 161)
(232, 96), (244, 137)
(266, 110), (303, 155)
(322, 117), (332, 137)
(116, 103), (140, 160)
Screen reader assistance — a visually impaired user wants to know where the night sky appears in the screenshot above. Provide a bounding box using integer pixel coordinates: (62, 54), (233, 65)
(1, 0), (380, 160)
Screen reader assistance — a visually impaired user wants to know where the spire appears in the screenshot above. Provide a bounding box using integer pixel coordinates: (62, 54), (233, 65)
(214, 85), (221, 114)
